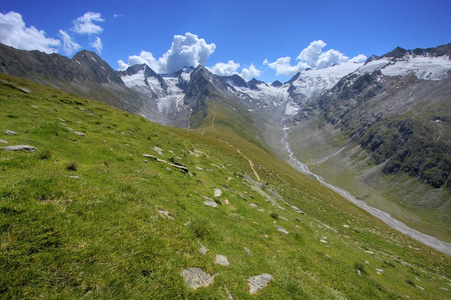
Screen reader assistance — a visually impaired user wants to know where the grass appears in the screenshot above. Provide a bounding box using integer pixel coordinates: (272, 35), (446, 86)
(0, 73), (450, 299)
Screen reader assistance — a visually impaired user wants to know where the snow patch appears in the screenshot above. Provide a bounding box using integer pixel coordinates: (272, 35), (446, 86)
(381, 56), (451, 80)
(121, 70), (146, 88)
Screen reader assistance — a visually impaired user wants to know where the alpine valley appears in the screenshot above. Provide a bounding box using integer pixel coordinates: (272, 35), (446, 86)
(1, 42), (451, 298)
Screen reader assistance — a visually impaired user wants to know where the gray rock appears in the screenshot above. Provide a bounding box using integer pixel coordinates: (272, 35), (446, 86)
(4, 130), (18, 135)
(151, 146), (163, 155)
(244, 246), (252, 255)
(214, 188), (222, 197)
(291, 205), (305, 214)
(247, 273), (273, 294)
(142, 154), (157, 160)
(215, 254), (230, 266)
(1, 145), (36, 152)
(0, 139), (8, 144)
(204, 201), (218, 208)
(181, 267), (215, 290)
(198, 242), (208, 255)
(275, 226), (289, 234)
(168, 163), (189, 173)
(74, 131), (85, 136)
(17, 87), (31, 93)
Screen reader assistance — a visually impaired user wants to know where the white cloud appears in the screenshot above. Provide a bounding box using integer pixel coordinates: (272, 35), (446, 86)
(72, 12), (104, 35)
(119, 32), (216, 73)
(159, 33), (216, 73)
(210, 60), (240, 76)
(117, 60), (129, 71)
(0, 11), (60, 53)
(349, 54), (367, 63)
(240, 64), (261, 80)
(90, 37), (102, 54)
(264, 40), (366, 77)
(210, 61), (261, 80)
(59, 30), (80, 55)
(263, 57), (307, 76)
(297, 40), (327, 67)
(127, 50), (159, 71)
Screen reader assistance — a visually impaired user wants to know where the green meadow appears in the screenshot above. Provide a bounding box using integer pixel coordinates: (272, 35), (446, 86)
(1, 73), (450, 299)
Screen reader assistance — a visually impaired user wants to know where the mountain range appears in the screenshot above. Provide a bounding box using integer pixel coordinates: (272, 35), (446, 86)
(1, 41), (451, 298)
(1, 42), (451, 236)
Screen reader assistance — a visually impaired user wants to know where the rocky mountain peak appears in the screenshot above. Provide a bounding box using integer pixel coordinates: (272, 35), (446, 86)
(248, 78), (267, 90)
(271, 80), (283, 87)
(220, 74), (248, 88)
(383, 46), (408, 58)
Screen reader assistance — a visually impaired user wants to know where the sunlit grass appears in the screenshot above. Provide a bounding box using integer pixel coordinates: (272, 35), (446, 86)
(0, 73), (450, 299)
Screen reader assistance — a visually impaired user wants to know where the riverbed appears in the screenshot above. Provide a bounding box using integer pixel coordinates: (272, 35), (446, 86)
(282, 126), (451, 256)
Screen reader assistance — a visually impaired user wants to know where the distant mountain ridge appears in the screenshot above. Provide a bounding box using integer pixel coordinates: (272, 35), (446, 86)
(1, 42), (451, 234)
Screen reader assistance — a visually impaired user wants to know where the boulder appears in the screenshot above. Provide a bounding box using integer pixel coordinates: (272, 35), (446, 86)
(0, 139), (8, 144)
(247, 273), (273, 294)
(4, 130), (18, 135)
(198, 242), (208, 255)
(275, 226), (289, 234)
(214, 188), (222, 197)
(204, 201), (218, 208)
(168, 163), (188, 173)
(215, 255), (230, 266)
(181, 267), (215, 290)
(142, 154), (157, 160)
(1, 145), (36, 152)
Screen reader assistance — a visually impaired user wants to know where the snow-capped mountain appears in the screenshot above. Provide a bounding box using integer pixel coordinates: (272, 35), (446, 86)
(118, 64), (194, 126)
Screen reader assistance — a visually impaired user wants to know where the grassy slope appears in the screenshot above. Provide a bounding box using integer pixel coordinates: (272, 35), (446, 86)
(1, 73), (450, 299)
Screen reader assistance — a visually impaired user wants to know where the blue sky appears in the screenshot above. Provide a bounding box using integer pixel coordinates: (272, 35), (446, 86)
(1, 0), (450, 82)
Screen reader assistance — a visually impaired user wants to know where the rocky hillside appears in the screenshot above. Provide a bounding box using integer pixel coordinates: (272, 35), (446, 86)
(1, 72), (451, 299)
(289, 44), (451, 233)
(0, 43), (144, 113)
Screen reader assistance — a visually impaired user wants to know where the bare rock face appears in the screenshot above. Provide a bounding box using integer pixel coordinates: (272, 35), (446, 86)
(181, 267), (215, 290)
(247, 273), (273, 294)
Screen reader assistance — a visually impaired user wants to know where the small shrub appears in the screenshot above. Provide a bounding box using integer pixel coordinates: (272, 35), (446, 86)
(406, 279), (415, 287)
(6, 113), (19, 118)
(66, 161), (78, 171)
(189, 219), (212, 240)
(37, 150), (52, 160)
(354, 262), (367, 274)
(270, 212), (279, 219)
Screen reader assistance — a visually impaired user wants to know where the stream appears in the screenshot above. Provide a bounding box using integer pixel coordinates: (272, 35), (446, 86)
(281, 126), (451, 256)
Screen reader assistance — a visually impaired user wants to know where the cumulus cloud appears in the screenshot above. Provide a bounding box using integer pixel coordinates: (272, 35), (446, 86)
(117, 60), (129, 71)
(159, 33), (216, 73)
(240, 64), (261, 80)
(263, 57), (307, 76)
(72, 12), (104, 35)
(209, 61), (261, 80)
(118, 32), (216, 73)
(210, 60), (240, 76)
(130, 51), (159, 70)
(90, 37), (102, 54)
(264, 40), (367, 77)
(349, 54), (367, 63)
(0, 11), (60, 53)
(59, 30), (80, 55)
